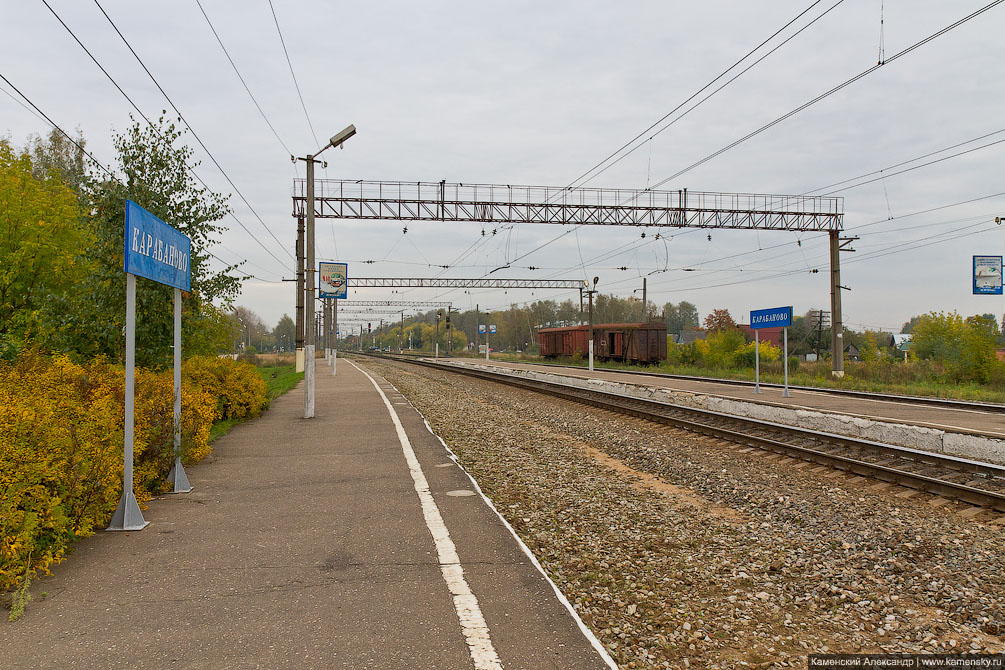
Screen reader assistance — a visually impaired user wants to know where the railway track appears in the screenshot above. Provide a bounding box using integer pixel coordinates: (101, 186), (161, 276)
(361, 353), (1005, 513)
(359, 350), (1005, 413)
(495, 358), (1005, 414)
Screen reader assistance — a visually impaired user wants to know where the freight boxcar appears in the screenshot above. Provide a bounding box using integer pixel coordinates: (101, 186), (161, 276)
(538, 322), (667, 364)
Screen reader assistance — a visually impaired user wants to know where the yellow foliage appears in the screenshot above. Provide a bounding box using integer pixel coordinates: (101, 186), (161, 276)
(0, 351), (255, 592)
(182, 356), (268, 421)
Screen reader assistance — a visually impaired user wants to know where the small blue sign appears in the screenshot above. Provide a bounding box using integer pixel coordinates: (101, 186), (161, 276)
(750, 306), (792, 329)
(124, 200), (191, 291)
(488, 324), (497, 334)
(973, 255), (1003, 295)
(478, 324), (486, 334)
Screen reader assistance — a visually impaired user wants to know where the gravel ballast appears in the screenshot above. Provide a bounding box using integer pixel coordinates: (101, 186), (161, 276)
(360, 357), (1005, 669)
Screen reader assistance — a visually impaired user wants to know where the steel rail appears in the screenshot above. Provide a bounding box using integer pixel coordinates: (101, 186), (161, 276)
(361, 353), (1005, 512)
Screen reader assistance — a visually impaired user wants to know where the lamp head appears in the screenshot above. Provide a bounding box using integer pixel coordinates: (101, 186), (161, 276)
(593, 276), (599, 286)
(329, 124), (356, 149)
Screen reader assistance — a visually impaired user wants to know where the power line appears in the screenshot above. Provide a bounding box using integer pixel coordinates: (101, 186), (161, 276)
(806, 128), (1005, 194)
(570, 0), (844, 191)
(193, 0), (293, 156)
(1, 68), (270, 286)
(91, 0), (295, 262)
(39, 0), (290, 271)
(820, 138), (1005, 195)
(649, 0), (1005, 190)
(0, 71), (117, 179)
(267, 0), (321, 151)
(484, 1), (843, 275)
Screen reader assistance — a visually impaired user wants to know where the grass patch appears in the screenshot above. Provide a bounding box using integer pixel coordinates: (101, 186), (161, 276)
(209, 364), (303, 443)
(259, 364), (304, 400)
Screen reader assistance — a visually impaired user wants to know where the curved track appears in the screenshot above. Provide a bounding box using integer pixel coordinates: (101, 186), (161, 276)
(360, 353), (1005, 512)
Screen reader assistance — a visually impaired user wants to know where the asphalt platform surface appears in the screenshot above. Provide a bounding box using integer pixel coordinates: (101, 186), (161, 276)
(2, 357), (611, 670)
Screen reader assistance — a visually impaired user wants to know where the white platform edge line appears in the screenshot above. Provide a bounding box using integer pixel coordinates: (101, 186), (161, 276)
(367, 365), (619, 670)
(348, 360), (503, 670)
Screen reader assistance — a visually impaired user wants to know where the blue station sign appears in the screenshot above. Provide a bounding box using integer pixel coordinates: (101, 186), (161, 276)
(750, 306), (792, 329)
(123, 200), (191, 291)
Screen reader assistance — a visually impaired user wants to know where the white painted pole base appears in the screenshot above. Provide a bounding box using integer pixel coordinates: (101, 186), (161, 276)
(304, 344), (315, 418)
(332, 348), (337, 376)
(295, 348), (305, 372)
(588, 340), (594, 372)
(107, 491), (149, 531)
(168, 457), (193, 494)
(435, 343), (439, 358)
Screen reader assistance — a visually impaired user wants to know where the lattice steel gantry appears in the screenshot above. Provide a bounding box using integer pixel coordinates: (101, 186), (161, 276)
(293, 179), (849, 376)
(292, 180), (843, 232)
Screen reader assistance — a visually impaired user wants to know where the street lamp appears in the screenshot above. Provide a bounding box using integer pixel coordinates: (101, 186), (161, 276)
(295, 124), (356, 419)
(235, 316), (249, 353)
(586, 276), (599, 371)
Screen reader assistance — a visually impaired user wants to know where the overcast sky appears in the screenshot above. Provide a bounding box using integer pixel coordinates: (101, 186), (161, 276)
(3, 1), (1004, 333)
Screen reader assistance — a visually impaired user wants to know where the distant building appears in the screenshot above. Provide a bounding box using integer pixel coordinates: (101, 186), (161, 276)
(887, 334), (912, 360)
(737, 324), (784, 347)
(678, 330), (706, 345)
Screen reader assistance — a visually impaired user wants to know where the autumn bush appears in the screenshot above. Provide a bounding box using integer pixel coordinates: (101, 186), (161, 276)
(181, 355), (268, 421)
(0, 352), (265, 593)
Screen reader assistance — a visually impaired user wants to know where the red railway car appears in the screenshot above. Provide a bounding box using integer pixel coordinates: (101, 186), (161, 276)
(538, 322), (667, 364)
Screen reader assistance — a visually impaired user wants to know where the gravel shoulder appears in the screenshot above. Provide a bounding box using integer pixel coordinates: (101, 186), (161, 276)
(360, 357), (1005, 669)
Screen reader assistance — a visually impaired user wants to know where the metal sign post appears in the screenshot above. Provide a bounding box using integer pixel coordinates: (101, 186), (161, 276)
(320, 262), (347, 377)
(110, 201), (192, 531)
(749, 306), (792, 400)
(484, 324), (496, 360)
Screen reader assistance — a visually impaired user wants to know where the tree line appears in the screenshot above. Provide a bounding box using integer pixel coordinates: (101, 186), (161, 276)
(1, 119), (243, 367)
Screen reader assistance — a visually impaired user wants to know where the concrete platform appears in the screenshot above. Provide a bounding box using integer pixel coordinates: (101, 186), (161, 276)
(436, 358), (1005, 463)
(2, 358), (613, 670)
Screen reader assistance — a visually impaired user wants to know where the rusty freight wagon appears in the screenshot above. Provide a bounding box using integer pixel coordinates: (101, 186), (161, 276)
(537, 322), (667, 364)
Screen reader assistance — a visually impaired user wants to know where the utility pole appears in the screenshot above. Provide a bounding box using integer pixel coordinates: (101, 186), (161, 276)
(475, 304), (480, 352)
(829, 231), (856, 378)
(586, 276), (599, 371)
(446, 306), (457, 355)
(296, 124), (356, 419)
(641, 277), (647, 321)
(295, 215), (304, 372)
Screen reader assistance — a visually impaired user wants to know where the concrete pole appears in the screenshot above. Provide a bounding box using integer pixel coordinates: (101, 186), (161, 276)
(295, 216), (305, 372)
(332, 298), (337, 375)
(579, 288), (584, 325)
(475, 303), (480, 352)
(642, 277), (647, 321)
(783, 326), (791, 397)
(588, 290), (595, 372)
(829, 230), (845, 378)
(754, 329), (761, 394)
(304, 157), (316, 418)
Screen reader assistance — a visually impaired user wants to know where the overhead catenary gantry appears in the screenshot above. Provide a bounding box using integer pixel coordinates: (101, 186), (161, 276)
(347, 278), (586, 289)
(292, 180), (842, 232)
(337, 300), (452, 308)
(293, 179), (849, 376)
